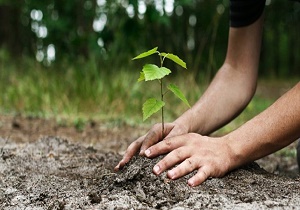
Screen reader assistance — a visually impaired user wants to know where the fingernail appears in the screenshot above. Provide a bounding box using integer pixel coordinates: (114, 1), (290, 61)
(139, 149), (144, 155)
(188, 178), (195, 187)
(153, 165), (160, 174)
(114, 164), (119, 171)
(145, 149), (151, 157)
(168, 170), (175, 179)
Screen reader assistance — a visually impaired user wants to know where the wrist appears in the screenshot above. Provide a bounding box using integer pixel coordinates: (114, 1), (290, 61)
(173, 108), (197, 133)
(202, 136), (240, 175)
(222, 132), (252, 171)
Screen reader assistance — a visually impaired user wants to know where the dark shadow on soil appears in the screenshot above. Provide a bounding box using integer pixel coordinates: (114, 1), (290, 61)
(1, 137), (299, 209)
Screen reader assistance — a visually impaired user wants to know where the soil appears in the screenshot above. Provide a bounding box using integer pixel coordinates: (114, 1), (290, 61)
(0, 115), (300, 209)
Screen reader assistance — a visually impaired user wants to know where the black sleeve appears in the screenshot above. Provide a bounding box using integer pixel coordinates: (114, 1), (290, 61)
(230, 0), (266, 28)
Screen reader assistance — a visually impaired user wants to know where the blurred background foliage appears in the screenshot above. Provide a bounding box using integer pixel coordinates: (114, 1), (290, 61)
(0, 0), (299, 77)
(0, 0), (299, 126)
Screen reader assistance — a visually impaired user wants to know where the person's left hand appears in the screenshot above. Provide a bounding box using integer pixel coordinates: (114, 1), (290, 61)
(144, 133), (235, 187)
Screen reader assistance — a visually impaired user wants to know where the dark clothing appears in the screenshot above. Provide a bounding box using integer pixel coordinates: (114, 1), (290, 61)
(230, 0), (299, 28)
(230, 0), (266, 27)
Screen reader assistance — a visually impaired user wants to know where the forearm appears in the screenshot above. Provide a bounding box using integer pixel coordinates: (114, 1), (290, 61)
(174, 15), (264, 135)
(226, 82), (300, 169)
(175, 63), (257, 135)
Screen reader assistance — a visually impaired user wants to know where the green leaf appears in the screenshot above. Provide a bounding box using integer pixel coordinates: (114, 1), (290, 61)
(138, 71), (145, 82)
(161, 53), (187, 69)
(142, 98), (165, 121)
(142, 64), (171, 81)
(132, 47), (158, 60)
(167, 84), (190, 107)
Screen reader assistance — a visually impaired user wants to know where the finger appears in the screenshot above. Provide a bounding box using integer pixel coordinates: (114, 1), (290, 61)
(139, 127), (160, 155)
(114, 138), (143, 171)
(187, 166), (211, 187)
(144, 135), (187, 158)
(167, 157), (198, 180)
(152, 147), (190, 175)
(140, 123), (173, 155)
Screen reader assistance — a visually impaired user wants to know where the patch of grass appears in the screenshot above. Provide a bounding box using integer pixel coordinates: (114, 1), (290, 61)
(0, 55), (198, 125)
(276, 147), (297, 158)
(0, 53), (295, 136)
(214, 96), (274, 135)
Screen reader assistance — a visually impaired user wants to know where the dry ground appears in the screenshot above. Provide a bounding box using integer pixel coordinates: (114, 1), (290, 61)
(0, 114), (300, 209)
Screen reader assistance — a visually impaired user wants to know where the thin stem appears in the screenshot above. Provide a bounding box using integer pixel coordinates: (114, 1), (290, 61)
(159, 53), (165, 139)
(160, 78), (164, 139)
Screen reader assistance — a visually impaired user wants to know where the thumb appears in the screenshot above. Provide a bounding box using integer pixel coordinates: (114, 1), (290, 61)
(164, 123), (188, 139)
(139, 123), (175, 155)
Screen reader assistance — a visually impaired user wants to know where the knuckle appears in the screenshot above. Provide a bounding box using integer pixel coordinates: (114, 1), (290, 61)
(163, 138), (172, 147)
(174, 149), (183, 160)
(145, 130), (158, 142)
(187, 158), (193, 166)
(201, 169), (208, 178)
(186, 158), (195, 171)
(158, 158), (169, 168)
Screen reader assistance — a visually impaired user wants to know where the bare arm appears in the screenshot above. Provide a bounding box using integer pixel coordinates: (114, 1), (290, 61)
(176, 14), (264, 135)
(227, 82), (300, 169)
(142, 14), (300, 186)
(145, 81), (300, 186)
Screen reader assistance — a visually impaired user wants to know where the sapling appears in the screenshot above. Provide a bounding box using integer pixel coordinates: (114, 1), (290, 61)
(132, 47), (190, 138)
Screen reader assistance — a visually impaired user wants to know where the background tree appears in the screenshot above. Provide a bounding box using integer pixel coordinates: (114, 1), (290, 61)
(0, 0), (299, 78)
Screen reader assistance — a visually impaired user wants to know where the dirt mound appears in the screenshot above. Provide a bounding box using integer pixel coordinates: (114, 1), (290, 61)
(0, 137), (299, 209)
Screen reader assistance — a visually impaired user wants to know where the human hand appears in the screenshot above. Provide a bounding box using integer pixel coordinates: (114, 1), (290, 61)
(114, 122), (189, 171)
(144, 133), (234, 187)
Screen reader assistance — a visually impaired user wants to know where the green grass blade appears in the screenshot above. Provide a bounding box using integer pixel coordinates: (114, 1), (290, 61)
(142, 64), (171, 81)
(161, 53), (187, 69)
(132, 47), (158, 60)
(167, 83), (190, 107)
(142, 98), (165, 121)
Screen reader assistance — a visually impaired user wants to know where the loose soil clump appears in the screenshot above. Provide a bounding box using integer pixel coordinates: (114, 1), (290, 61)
(1, 137), (299, 209)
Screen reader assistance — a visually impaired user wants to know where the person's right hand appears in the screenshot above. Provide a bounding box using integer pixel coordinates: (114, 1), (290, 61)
(114, 122), (189, 171)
